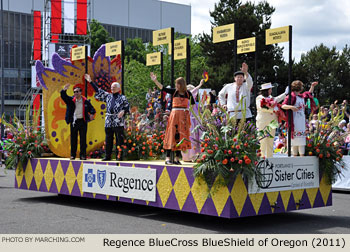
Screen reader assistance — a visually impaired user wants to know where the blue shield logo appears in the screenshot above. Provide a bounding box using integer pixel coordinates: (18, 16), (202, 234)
(97, 170), (107, 188)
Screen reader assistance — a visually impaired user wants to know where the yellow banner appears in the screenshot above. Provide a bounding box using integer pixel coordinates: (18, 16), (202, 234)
(213, 23), (235, 43)
(105, 41), (122, 57)
(237, 37), (256, 54)
(266, 26), (290, 45)
(71, 46), (85, 61)
(153, 28), (172, 46)
(146, 52), (161, 66)
(169, 38), (187, 60)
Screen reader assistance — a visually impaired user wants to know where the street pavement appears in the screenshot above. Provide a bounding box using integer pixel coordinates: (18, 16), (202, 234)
(0, 165), (349, 234)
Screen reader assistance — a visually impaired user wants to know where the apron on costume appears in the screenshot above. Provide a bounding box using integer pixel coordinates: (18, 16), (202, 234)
(163, 95), (191, 151)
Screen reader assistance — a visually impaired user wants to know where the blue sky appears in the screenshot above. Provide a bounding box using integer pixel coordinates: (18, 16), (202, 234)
(169, 0), (350, 61)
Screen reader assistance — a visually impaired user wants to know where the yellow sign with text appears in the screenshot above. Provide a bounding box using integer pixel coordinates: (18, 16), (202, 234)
(266, 26), (289, 45)
(71, 46), (85, 61)
(213, 23), (235, 43)
(153, 28), (171, 46)
(169, 38), (187, 60)
(237, 37), (256, 54)
(146, 52), (161, 66)
(105, 41), (122, 56)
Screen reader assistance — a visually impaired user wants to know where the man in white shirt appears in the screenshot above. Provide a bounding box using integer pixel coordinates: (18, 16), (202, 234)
(218, 63), (253, 120)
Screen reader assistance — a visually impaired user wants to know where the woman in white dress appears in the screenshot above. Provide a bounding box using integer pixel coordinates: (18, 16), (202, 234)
(282, 80), (318, 156)
(256, 83), (288, 158)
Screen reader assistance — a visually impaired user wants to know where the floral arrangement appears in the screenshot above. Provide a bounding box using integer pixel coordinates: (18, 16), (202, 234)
(260, 97), (287, 123)
(2, 107), (50, 172)
(191, 101), (276, 190)
(305, 113), (346, 184)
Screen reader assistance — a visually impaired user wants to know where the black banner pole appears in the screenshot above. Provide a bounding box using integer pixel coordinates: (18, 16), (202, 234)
(234, 24), (237, 71)
(287, 25), (293, 157)
(121, 40), (125, 95)
(254, 38), (258, 119)
(186, 37), (191, 84)
(85, 45), (88, 97)
(171, 28), (175, 88)
(161, 52), (164, 85)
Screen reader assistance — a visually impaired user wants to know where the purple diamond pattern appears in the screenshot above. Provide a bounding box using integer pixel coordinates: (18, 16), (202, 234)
(14, 158), (333, 219)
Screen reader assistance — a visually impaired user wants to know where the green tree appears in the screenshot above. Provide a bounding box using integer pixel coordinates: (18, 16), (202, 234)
(199, 0), (285, 91)
(293, 44), (350, 104)
(89, 19), (114, 55)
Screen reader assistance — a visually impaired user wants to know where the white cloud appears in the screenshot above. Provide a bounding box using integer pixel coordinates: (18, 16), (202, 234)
(166, 0), (350, 61)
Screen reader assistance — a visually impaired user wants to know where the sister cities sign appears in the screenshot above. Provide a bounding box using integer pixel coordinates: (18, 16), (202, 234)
(213, 23), (235, 43)
(266, 26), (290, 45)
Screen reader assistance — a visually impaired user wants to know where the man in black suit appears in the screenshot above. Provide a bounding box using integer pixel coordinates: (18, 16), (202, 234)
(60, 84), (96, 160)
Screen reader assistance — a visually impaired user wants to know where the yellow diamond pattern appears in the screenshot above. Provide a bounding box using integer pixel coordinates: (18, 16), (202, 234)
(17, 159), (332, 217)
(319, 176), (331, 205)
(24, 161), (34, 189)
(54, 161), (65, 192)
(249, 193), (265, 214)
(65, 162), (77, 194)
(15, 169), (24, 188)
(33, 161), (44, 190)
(44, 161), (54, 191)
(266, 192), (279, 213)
(210, 175), (230, 216)
(292, 189), (304, 209)
(76, 163), (84, 196)
(173, 168), (191, 210)
(280, 190), (292, 211)
(306, 187), (319, 207)
(231, 175), (248, 216)
(191, 176), (209, 213)
(156, 167), (173, 207)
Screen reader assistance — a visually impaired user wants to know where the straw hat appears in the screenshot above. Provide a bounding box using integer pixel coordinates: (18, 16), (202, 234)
(260, 82), (273, 90)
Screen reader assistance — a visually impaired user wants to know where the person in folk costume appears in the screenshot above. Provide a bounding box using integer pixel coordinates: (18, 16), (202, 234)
(84, 74), (130, 161)
(182, 79), (205, 162)
(150, 72), (195, 165)
(256, 83), (289, 158)
(60, 84), (96, 160)
(281, 80), (318, 156)
(218, 62), (254, 121)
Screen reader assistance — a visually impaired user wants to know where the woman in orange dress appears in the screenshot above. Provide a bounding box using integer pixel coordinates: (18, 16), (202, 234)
(150, 72), (195, 165)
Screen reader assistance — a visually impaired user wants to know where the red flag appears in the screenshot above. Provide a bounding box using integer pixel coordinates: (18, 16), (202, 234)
(77, 0), (87, 35)
(33, 11), (41, 60)
(51, 0), (62, 42)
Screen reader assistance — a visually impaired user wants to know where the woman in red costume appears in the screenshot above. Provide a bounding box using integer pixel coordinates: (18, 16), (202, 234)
(150, 72), (195, 165)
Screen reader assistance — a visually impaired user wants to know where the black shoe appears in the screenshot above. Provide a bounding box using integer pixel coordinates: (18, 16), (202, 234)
(102, 158), (111, 161)
(70, 156), (75, 160)
(165, 160), (173, 165)
(80, 156), (86, 160)
(173, 160), (182, 165)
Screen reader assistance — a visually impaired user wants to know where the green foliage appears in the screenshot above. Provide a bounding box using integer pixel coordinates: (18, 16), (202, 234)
(89, 19), (114, 56)
(2, 107), (49, 173)
(199, 0), (285, 91)
(191, 101), (274, 193)
(305, 112), (346, 184)
(293, 44), (350, 104)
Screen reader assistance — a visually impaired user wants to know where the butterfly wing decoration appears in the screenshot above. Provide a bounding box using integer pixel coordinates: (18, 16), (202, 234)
(35, 44), (122, 158)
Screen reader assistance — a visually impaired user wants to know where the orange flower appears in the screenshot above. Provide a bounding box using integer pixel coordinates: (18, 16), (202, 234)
(309, 152), (313, 156)
(319, 153), (323, 158)
(245, 158), (251, 165)
(222, 159), (228, 165)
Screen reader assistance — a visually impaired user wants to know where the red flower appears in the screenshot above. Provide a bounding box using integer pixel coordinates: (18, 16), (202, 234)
(201, 148), (205, 153)
(233, 138), (237, 142)
(222, 159), (228, 165)
(228, 150), (232, 155)
(307, 143), (312, 148)
(244, 143), (248, 147)
(230, 157), (234, 162)
(238, 160), (243, 164)
(215, 137), (219, 141)
(326, 143), (330, 147)
(236, 145), (240, 149)
(319, 154), (323, 158)
(245, 158), (251, 165)
(316, 149), (320, 153)
(202, 154), (207, 159)
(207, 150), (213, 154)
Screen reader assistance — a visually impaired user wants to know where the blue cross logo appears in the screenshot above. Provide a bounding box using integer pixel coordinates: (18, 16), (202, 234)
(85, 169), (96, 187)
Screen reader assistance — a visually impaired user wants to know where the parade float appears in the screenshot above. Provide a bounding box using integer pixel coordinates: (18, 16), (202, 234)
(2, 44), (344, 218)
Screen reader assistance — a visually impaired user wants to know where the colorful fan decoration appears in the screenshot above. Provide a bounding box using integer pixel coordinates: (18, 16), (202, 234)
(202, 71), (209, 82)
